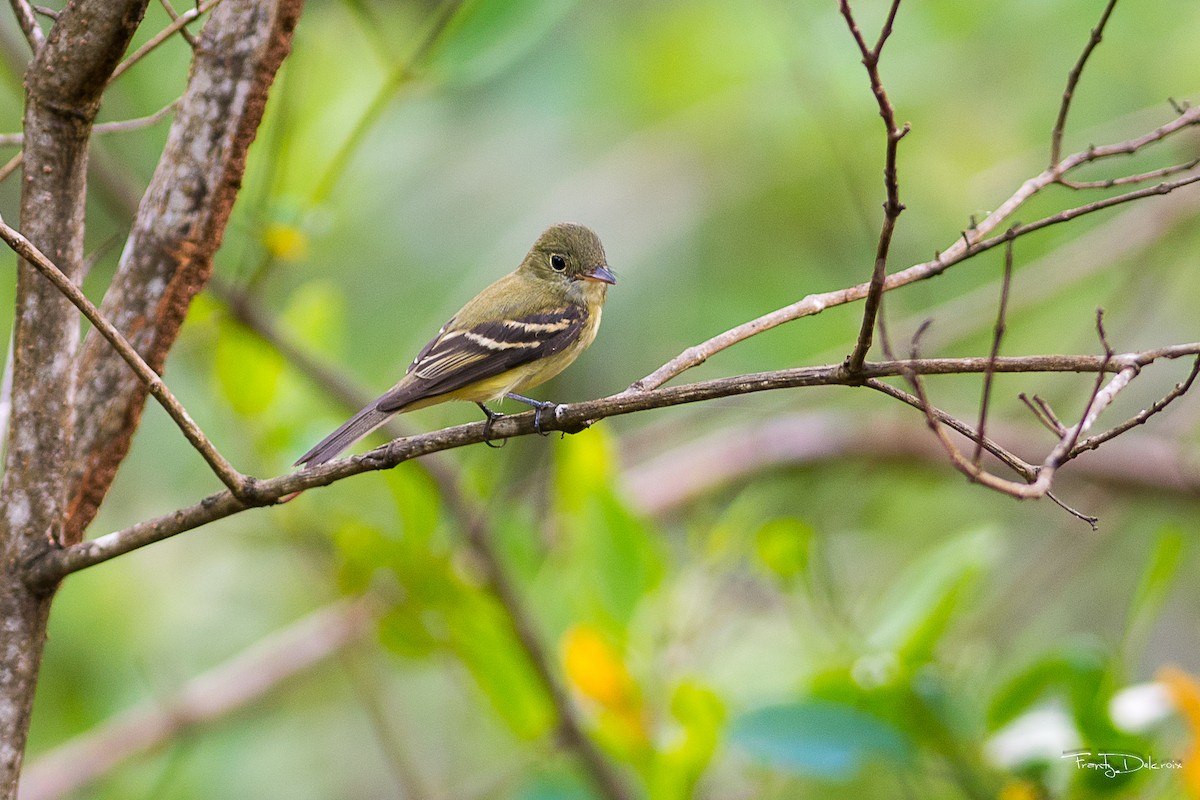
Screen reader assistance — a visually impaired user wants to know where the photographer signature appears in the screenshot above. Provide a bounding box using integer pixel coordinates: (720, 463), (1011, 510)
(1062, 750), (1183, 778)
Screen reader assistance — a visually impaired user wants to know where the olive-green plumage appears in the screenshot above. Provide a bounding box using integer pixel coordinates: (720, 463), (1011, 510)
(296, 223), (615, 467)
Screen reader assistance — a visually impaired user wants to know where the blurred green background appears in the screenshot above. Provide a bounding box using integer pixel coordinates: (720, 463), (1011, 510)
(6, 0), (1200, 797)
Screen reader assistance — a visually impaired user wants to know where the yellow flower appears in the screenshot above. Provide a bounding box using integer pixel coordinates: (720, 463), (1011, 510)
(561, 624), (646, 744)
(998, 779), (1041, 800)
(263, 222), (309, 262)
(562, 624), (634, 707)
(1158, 666), (1200, 798)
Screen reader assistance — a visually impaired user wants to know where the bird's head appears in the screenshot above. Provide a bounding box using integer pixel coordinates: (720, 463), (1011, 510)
(521, 222), (616, 306)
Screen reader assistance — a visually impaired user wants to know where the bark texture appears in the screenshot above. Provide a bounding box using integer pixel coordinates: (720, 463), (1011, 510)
(0, 3), (150, 794)
(68, 0), (304, 541)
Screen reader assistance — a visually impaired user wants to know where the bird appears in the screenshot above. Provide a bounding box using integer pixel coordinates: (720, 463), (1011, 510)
(295, 222), (616, 467)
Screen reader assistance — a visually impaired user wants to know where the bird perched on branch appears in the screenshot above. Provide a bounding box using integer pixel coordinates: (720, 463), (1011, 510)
(295, 222), (616, 467)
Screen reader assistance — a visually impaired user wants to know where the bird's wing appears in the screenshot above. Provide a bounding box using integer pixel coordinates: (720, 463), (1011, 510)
(376, 305), (586, 412)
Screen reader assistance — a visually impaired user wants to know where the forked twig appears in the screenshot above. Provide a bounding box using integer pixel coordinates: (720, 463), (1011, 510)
(1070, 354), (1200, 458)
(109, 0), (223, 83)
(1050, 0), (1120, 166)
(1019, 393), (1067, 437)
(158, 0), (199, 47)
(9, 0), (45, 51)
(839, 0), (910, 375)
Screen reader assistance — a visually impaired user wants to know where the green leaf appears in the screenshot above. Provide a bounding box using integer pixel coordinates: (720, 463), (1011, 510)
(330, 522), (386, 594)
(384, 463), (441, 548)
(987, 644), (1107, 731)
(754, 517), (813, 580)
(280, 281), (344, 357)
(428, 0), (580, 85)
(445, 592), (555, 739)
(648, 681), (726, 800)
(213, 321), (285, 416)
(377, 605), (439, 659)
(554, 428), (664, 626)
(730, 699), (913, 780)
(868, 527), (999, 661)
(1124, 526), (1184, 654)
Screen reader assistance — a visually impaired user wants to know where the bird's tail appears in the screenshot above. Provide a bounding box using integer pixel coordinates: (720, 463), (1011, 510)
(295, 403), (393, 467)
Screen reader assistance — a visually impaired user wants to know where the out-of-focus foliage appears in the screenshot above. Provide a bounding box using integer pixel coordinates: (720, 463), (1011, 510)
(12, 0), (1200, 798)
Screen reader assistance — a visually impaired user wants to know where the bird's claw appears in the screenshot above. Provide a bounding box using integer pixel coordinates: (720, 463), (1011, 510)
(506, 392), (560, 436)
(477, 402), (508, 448)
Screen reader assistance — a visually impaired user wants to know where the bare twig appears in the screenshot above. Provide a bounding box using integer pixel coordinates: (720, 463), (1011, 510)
(23, 344), (1200, 591)
(0, 219), (252, 498)
(865, 378), (1036, 481)
(0, 151), (20, 183)
(619, 413), (1189, 522)
(0, 100), (178, 147)
(8, 0), (45, 52)
(1050, 0), (1120, 166)
(974, 234), (1016, 465)
(839, 0), (909, 375)
(1058, 158), (1200, 190)
(896, 312), (1139, 507)
(158, 0), (198, 47)
(109, 0), (222, 83)
(630, 107), (1200, 394)
(1019, 393), (1067, 437)
(1070, 354), (1200, 458)
(18, 599), (377, 800)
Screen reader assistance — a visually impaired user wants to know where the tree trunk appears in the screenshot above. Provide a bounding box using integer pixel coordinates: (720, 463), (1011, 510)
(0, 1), (301, 795)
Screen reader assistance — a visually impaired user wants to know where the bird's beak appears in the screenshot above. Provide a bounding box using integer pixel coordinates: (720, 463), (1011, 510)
(581, 264), (617, 285)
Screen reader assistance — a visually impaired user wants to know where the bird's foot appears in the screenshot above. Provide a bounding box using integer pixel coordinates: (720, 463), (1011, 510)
(476, 402), (507, 448)
(505, 392), (560, 436)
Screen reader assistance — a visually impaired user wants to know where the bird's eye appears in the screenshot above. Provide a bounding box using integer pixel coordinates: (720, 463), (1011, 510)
(550, 254), (567, 272)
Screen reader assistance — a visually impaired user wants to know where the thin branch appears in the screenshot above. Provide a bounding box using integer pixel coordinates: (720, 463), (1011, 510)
(865, 378), (1036, 481)
(839, 0), (909, 375)
(618, 412), (1189, 525)
(910, 344), (1138, 503)
(1058, 158), (1200, 190)
(18, 599), (377, 800)
(0, 151), (19, 184)
(0, 218), (252, 498)
(108, 0), (222, 84)
(9, 0), (45, 52)
(1050, 0), (1120, 166)
(0, 100), (178, 147)
(23, 345), (1200, 591)
(158, 0), (198, 48)
(974, 234), (1015, 465)
(1070, 354), (1200, 458)
(631, 144), (1200, 392)
(893, 317), (1125, 507)
(1019, 393), (1067, 437)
